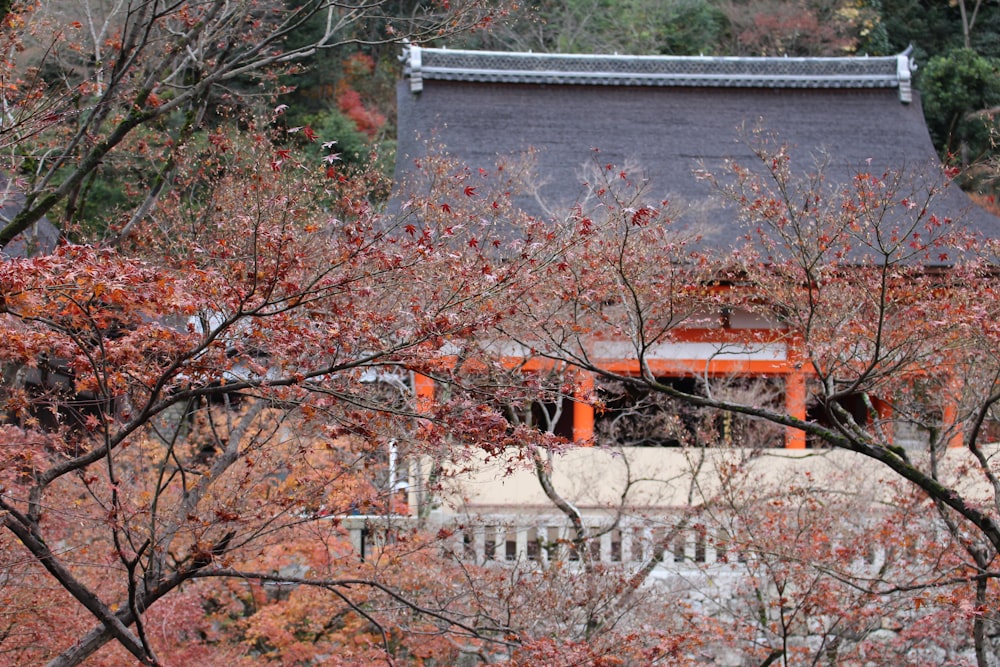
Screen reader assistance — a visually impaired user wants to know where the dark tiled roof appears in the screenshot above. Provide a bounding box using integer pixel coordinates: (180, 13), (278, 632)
(395, 47), (1000, 244)
(0, 176), (59, 258)
(3, 220), (59, 257)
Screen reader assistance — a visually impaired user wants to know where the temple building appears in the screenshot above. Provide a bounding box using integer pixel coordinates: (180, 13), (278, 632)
(395, 44), (998, 456)
(383, 45), (1000, 559)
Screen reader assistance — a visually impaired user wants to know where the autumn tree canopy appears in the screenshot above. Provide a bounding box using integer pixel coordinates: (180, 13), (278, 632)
(5, 2), (1000, 666)
(0, 0), (514, 250)
(488, 135), (1000, 664)
(0, 2), (555, 665)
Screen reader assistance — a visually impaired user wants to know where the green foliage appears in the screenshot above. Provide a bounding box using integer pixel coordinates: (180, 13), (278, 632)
(881, 0), (1000, 61)
(21, 121), (168, 242)
(460, 0), (899, 57)
(588, 0), (731, 55)
(292, 107), (372, 166)
(280, 1), (427, 121)
(655, 0), (732, 55)
(453, 0), (731, 55)
(853, 0), (891, 55)
(880, 0), (962, 59)
(66, 166), (138, 239)
(919, 48), (1000, 167)
(864, 2), (1000, 194)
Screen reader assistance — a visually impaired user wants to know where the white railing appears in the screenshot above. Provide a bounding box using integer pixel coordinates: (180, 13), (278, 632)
(338, 513), (889, 579)
(337, 514), (752, 570)
(444, 517), (734, 568)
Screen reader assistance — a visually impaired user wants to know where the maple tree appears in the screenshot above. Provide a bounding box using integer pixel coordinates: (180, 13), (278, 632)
(718, 0), (884, 56)
(484, 132), (1000, 664)
(0, 0), (555, 652)
(0, 122), (580, 664)
(4, 127), (997, 664)
(0, 0), (515, 249)
(432, 364), (994, 664)
(6, 1), (1000, 664)
(701, 464), (984, 665)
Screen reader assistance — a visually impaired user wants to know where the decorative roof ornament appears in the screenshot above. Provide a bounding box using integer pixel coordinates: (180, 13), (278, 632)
(401, 40), (423, 93)
(404, 45), (915, 103)
(896, 44), (915, 104)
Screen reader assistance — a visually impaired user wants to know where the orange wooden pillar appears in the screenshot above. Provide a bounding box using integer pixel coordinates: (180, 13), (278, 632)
(871, 396), (893, 444)
(785, 370), (807, 449)
(413, 372), (435, 414)
(943, 373), (964, 448)
(408, 373), (437, 517)
(573, 371), (595, 444)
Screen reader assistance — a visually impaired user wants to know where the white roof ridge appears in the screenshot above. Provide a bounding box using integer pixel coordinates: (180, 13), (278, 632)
(403, 44), (913, 103)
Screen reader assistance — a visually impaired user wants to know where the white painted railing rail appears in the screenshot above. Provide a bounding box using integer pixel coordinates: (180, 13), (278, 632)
(336, 514), (760, 570)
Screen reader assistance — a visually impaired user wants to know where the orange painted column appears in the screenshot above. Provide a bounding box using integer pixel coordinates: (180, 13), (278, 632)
(573, 371), (595, 444)
(785, 370), (807, 449)
(872, 396), (893, 444)
(413, 372), (435, 414)
(943, 374), (964, 448)
(408, 373), (437, 518)
(784, 333), (808, 449)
